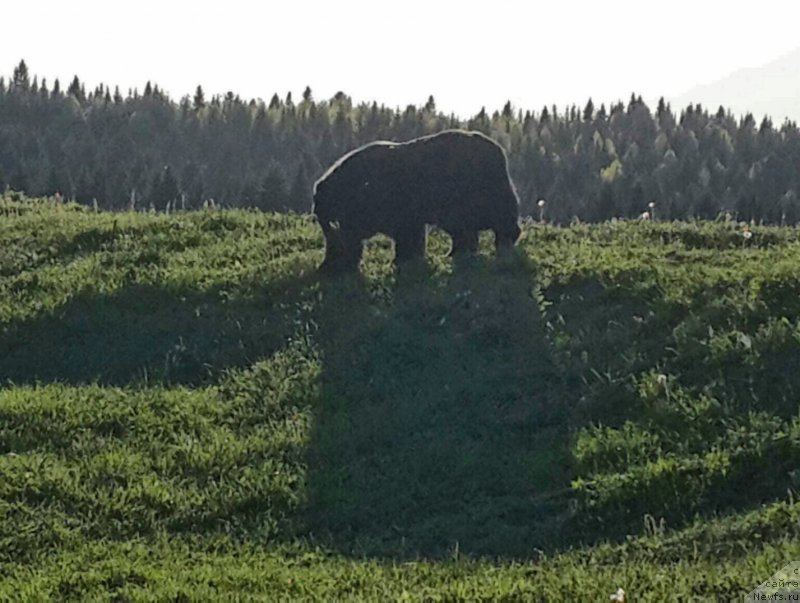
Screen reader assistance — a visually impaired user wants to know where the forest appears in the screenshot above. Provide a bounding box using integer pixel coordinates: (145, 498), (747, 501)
(2, 59), (800, 223)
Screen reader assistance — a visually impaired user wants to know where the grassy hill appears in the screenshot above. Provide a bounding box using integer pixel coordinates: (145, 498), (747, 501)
(1, 193), (799, 601)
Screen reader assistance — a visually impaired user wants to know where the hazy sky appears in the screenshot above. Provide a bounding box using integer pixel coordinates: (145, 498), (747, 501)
(4, 0), (800, 119)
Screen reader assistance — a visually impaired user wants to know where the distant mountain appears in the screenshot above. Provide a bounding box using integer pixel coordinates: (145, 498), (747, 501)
(672, 47), (800, 123)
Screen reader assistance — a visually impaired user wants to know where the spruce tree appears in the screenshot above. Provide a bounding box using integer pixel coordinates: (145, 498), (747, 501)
(540, 106), (550, 122)
(288, 164), (310, 211)
(193, 85), (205, 110)
(67, 76), (84, 102)
(259, 165), (289, 211)
(12, 60), (30, 90)
(583, 98), (594, 121)
(152, 165), (179, 207)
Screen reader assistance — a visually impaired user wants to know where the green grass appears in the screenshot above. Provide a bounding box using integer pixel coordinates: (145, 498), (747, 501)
(1, 194), (799, 601)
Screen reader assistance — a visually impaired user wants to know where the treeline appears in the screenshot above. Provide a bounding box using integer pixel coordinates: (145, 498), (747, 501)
(2, 59), (800, 223)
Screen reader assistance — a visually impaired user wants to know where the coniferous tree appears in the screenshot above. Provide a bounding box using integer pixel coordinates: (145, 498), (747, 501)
(583, 98), (594, 121)
(67, 76), (84, 102)
(12, 60), (29, 90)
(193, 85), (205, 110)
(152, 165), (180, 207)
(259, 165), (289, 211)
(288, 164), (310, 211)
(424, 95), (436, 113)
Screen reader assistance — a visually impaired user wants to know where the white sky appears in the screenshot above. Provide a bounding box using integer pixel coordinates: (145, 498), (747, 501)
(3, 0), (800, 119)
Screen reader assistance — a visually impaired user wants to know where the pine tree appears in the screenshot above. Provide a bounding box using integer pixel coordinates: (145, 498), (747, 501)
(595, 184), (616, 220)
(424, 95), (436, 113)
(657, 97), (667, 117)
(269, 93), (281, 110)
(12, 60), (30, 90)
(259, 165), (289, 211)
(583, 98), (594, 122)
(67, 76), (84, 102)
(152, 165), (179, 207)
(627, 93), (639, 113)
(695, 191), (718, 219)
(193, 85), (205, 110)
(288, 164), (310, 211)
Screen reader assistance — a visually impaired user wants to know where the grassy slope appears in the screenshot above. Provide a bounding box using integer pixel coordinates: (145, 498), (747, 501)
(0, 195), (799, 601)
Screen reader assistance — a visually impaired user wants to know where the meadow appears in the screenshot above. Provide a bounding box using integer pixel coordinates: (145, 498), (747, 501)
(1, 193), (798, 601)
